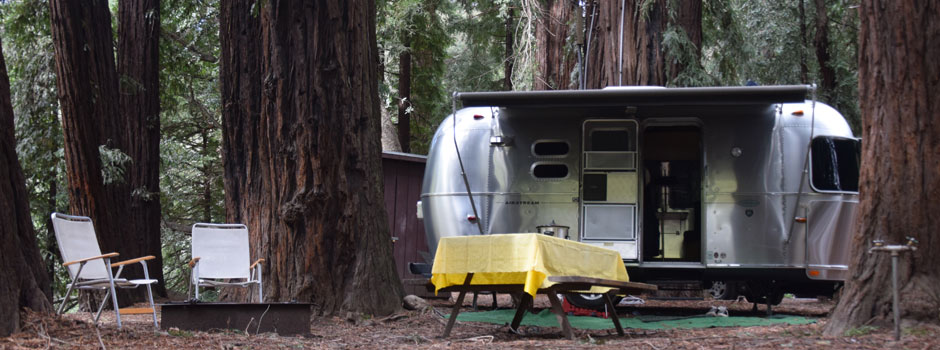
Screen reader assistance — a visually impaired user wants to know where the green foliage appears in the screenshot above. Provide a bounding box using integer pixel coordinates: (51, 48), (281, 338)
(697, 0), (859, 134)
(99, 144), (133, 184)
(378, 0), (453, 154)
(159, 0), (224, 296)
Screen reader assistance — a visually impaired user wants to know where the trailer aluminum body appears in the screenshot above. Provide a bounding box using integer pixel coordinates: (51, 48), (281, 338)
(418, 85), (859, 305)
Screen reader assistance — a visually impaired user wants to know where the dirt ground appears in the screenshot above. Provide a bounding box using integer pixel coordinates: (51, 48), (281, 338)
(3, 294), (938, 349)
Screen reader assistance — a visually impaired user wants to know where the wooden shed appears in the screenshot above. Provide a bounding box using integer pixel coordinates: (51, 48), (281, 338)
(381, 151), (433, 296)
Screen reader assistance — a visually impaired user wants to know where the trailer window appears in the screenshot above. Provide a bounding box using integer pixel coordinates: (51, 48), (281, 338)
(532, 163), (569, 179)
(533, 141), (570, 156)
(811, 137), (860, 192)
(590, 129), (633, 152)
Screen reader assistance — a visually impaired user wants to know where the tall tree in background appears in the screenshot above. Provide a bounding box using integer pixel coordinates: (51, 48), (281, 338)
(824, 0), (940, 335)
(49, 0), (164, 304)
(583, 0), (702, 88)
(813, 0), (836, 101)
(584, 0), (667, 87)
(118, 0), (166, 297)
(503, 7), (514, 90)
(221, 0), (403, 315)
(397, 39), (412, 153)
(219, 0), (261, 230)
(534, 0), (576, 90)
(0, 34), (52, 337)
(664, 0), (703, 85)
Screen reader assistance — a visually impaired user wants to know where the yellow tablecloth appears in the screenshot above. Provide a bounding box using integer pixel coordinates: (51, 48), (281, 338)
(430, 233), (630, 297)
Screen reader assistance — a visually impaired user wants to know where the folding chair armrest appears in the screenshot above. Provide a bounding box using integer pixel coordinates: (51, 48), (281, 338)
(250, 258), (265, 270)
(188, 257), (201, 268)
(63, 252), (120, 267)
(111, 255), (156, 267)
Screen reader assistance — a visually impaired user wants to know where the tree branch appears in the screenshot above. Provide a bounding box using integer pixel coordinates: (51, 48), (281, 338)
(163, 30), (219, 63)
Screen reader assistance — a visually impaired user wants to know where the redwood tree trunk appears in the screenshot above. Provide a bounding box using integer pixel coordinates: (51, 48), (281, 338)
(584, 0), (667, 88)
(49, 0), (154, 305)
(221, 0), (403, 315)
(814, 0), (836, 99)
(397, 46), (411, 153)
(220, 0), (262, 228)
(118, 0), (166, 297)
(535, 0), (576, 90)
(503, 8), (514, 91)
(0, 35), (53, 337)
(666, 0), (702, 84)
(798, 0), (809, 83)
(824, 0), (940, 335)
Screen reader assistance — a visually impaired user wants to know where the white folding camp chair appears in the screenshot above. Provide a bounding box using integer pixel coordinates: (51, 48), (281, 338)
(51, 213), (158, 329)
(189, 223), (264, 303)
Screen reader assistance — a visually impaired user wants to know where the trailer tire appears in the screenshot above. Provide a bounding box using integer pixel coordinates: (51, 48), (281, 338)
(707, 281), (738, 300)
(564, 293), (623, 311)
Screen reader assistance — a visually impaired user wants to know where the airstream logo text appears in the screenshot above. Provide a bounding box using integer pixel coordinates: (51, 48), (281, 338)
(505, 200), (540, 205)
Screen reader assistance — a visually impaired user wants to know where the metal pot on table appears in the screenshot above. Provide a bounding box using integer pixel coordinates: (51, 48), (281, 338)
(536, 221), (569, 239)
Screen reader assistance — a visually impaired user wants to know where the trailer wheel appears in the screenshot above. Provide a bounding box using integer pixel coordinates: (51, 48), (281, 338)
(707, 281), (738, 300)
(564, 293), (623, 311)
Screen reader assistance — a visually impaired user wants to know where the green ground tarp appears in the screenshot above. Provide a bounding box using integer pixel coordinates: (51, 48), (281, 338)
(452, 309), (816, 330)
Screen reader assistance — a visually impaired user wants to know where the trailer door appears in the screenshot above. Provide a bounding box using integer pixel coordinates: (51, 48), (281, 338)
(579, 120), (639, 260)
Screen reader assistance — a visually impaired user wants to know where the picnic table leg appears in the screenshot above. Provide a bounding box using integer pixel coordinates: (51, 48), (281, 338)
(603, 292), (624, 336)
(547, 290), (575, 340)
(509, 292), (532, 333)
(442, 273), (473, 338)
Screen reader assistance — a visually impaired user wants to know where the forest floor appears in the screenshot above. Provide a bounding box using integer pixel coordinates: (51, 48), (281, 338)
(3, 294), (939, 349)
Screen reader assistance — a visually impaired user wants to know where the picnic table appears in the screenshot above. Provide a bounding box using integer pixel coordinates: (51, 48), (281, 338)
(431, 234), (657, 339)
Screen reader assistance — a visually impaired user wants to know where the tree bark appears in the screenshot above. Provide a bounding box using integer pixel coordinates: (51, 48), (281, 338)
(814, 0), (836, 100)
(397, 46), (411, 153)
(535, 0), (576, 90)
(221, 0), (404, 315)
(0, 34), (53, 337)
(50, 0), (160, 306)
(220, 0), (262, 228)
(584, 0), (667, 88)
(118, 0), (166, 297)
(798, 0), (808, 83)
(504, 8), (514, 91)
(824, 0), (940, 335)
(666, 0), (702, 84)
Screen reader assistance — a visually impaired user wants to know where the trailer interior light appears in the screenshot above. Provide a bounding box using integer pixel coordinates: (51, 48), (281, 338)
(792, 110), (804, 116)
(473, 114), (485, 119)
(808, 270), (821, 277)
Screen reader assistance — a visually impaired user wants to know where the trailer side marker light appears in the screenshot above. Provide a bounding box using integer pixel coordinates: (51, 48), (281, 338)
(792, 110), (804, 116)
(466, 215), (478, 222)
(808, 270), (821, 277)
(794, 216), (807, 223)
(473, 114), (485, 119)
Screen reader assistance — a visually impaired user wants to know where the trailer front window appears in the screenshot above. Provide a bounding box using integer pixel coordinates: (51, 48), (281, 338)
(810, 137), (860, 192)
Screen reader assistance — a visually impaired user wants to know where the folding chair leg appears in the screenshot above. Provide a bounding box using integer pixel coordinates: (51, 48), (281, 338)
(256, 265), (263, 303)
(58, 261), (86, 315)
(142, 261), (158, 329)
(57, 283), (76, 315)
(104, 259), (123, 329)
(95, 289), (111, 324)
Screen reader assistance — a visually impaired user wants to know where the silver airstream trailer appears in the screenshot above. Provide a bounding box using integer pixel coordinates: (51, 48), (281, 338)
(417, 85), (859, 308)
